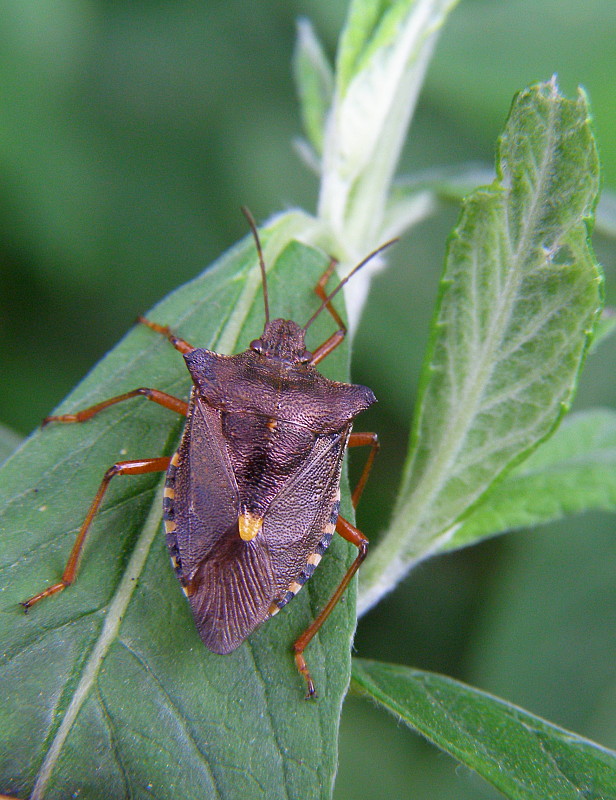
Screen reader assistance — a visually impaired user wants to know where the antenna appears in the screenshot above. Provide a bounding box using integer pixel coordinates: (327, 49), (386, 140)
(303, 239), (398, 330)
(241, 206), (270, 326)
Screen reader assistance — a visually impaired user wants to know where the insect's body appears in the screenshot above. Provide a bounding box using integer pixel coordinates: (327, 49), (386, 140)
(22, 214), (392, 696)
(165, 318), (374, 653)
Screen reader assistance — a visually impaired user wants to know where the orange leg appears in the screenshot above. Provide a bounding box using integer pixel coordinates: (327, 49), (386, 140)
(348, 431), (379, 508)
(137, 315), (195, 354)
(43, 315), (192, 425)
(310, 259), (347, 366)
(310, 331), (346, 367)
(314, 258), (345, 330)
(293, 515), (368, 698)
(21, 457), (171, 610)
(309, 237), (398, 365)
(43, 388), (188, 426)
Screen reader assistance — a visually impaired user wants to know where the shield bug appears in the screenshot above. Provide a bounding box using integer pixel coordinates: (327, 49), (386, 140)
(22, 210), (394, 696)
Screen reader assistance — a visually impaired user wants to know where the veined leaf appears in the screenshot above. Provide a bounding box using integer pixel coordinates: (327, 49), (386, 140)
(359, 80), (603, 614)
(352, 659), (616, 800)
(0, 211), (360, 800)
(447, 408), (616, 549)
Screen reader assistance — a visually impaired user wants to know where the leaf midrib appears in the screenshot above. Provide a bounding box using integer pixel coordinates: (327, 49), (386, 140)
(395, 88), (562, 550)
(30, 480), (166, 800)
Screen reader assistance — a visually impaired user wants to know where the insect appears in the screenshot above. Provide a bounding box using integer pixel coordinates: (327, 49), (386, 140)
(22, 210), (392, 696)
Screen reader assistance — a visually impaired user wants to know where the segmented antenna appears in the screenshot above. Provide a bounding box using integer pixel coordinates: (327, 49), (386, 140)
(303, 239), (398, 331)
(241, 206), (270, 326)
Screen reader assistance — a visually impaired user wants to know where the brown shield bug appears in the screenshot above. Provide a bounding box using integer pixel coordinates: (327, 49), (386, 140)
(22, 209), (394, 697)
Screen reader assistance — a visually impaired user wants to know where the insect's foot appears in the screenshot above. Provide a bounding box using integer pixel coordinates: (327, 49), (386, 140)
(295, 651), (317, 699)
(304, 681), (317, 700)
(21, 581), (67, 611)
(42, 413), (78, 426)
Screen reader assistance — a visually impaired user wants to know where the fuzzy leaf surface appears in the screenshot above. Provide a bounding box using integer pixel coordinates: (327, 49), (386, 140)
(359, 80), (603, 614)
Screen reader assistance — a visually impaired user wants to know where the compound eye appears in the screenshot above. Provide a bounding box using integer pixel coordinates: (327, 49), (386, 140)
(300, 349), (312, 363)
(250, 338), (264, 353)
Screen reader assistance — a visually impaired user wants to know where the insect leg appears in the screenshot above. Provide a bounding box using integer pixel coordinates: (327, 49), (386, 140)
(293, 515), (368, 698)
(309, 259), (347, 366)
(43, 388), (188, 426)
(309, 239), (398, 364)
(137, 315), (195, 354)
(347, 431), (379, 509)
(309, 331), (346, 366)
(21, 456), (171, 610)
(314, 258), (346, 331)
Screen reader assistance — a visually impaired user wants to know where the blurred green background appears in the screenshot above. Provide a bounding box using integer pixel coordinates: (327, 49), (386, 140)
(1, 1), (615, 797)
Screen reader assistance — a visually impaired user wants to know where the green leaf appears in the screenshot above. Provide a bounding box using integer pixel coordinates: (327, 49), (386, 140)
(293, 18), (334, 157)
(446, 408), (616, 549)
(335, 0), (385, 98)
(0, 423), (22, 466)
(351, 659), (616, 800)
(359, 80), (603, 614)
(0, 211), (360, 800)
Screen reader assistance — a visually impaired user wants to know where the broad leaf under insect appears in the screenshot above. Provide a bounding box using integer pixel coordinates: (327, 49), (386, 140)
(0, 212), (359, 800)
